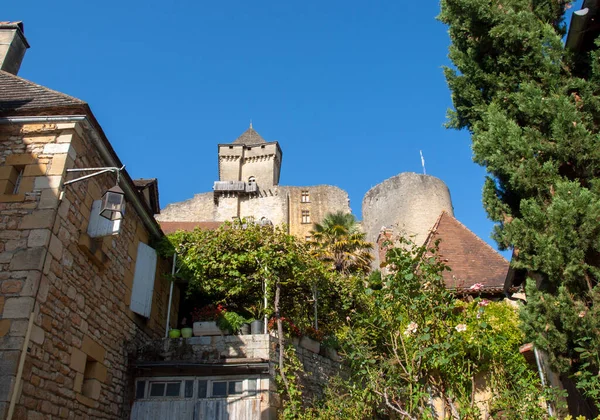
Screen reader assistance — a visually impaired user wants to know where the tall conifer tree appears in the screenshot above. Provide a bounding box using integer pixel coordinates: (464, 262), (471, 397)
(440, 0), (600, 410)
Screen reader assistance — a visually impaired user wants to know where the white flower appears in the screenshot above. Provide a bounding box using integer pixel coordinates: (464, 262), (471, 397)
(469, 283), (484, 292)
(404, 321), (418, 336)
(578, 311), (586, 318)
(455, 324), (467, 332)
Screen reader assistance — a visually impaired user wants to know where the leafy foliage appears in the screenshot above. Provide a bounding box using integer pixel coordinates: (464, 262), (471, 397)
(308, 211), (373, 275)
(159, 219), (365, 335)
(292, 239), (548, 419)
(439, 0), (600, 409)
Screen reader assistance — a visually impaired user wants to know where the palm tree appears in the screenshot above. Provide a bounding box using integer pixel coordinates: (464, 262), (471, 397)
(309, 211), (373, 275)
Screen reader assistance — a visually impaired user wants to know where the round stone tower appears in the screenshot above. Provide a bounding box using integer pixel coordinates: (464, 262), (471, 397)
(362, 172), (454, 266)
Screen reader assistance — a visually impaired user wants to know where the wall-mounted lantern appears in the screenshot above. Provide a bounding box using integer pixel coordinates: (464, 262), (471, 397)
(100, 184), (126, 220)
(64, 166), (126, 221)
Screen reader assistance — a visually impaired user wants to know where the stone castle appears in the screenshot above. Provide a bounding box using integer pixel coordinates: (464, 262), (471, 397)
(157, 125), (351, 241)
(158, 125), (455, 267)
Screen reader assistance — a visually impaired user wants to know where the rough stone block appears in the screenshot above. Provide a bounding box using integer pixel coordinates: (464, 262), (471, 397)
(38, 189), (59, 209)
(56, 133), (73, 143)
(69, 348), (87, 373)
(47, 154), (69, 176)
(187, 336), (211, 345)
(0, 374), (15, 402)
(0, 230), (21, 240)
(33, 176), (61, 190)
(19, 210), (54, 230)
(0, 351), (19, 377)
(0, 194), (25, 203)
(29, 325), (44, 345)
(1, 280), (23, 294)
(0, 336), (24, 351)
(6, 154), (37, 166)
(8, 247), (45, 271)
(27, 229), (50, 248)
(84, 361), (107, 383)
(48, 234), (63, 260)
(22, 135), (55, 145)
(23, 164), (47, 177)
(2, 297), (34, 319)
(74, 372), (84, 393)
(0, 166), (18, 182)
(42, 143), (71, 155)
(75, 393), (98, 408)
(81, 336), (106, 362)
(0, 179), (15, 194)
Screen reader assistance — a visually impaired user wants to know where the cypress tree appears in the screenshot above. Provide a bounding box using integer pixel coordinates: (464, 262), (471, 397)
(439, 0), (600, 410)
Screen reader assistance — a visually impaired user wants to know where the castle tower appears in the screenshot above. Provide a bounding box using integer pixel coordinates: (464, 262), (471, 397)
(362, 172), (454, 267)
(217, 124), (282, 189)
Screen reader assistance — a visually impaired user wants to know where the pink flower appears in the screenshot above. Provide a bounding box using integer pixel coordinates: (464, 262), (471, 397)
(478, 299), (490, 307)
(455, 324), (467, 332)
(469, 283), (484, 292)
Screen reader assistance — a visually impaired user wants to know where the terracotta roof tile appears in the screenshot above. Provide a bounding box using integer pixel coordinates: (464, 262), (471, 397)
(160, 221), (222, 235)
(0, 70), (85, 115)
(425, 212), (509, 294)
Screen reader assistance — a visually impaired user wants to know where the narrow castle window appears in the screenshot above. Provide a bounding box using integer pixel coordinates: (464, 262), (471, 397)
(301, 190), (310, 203)
(12, 167), (24, 194)
(301, 210), (310, 224)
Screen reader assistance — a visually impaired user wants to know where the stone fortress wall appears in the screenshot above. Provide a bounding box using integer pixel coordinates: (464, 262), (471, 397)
(157, 185), (350, 239)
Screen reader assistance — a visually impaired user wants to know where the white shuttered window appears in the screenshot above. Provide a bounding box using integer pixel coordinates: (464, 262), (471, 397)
(87, 200), (122, 238)
(130, 242), (158, 318)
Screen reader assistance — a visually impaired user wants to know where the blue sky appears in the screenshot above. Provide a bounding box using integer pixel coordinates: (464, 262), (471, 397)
(5, 1), (582, 255)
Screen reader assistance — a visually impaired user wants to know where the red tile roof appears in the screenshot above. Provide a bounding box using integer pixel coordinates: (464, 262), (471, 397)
(159, 221), (222, 235)
(424, 212), (509, 294)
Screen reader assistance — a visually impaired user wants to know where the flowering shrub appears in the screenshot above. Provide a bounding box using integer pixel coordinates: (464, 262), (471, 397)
(190, 304), (226, 322)
(303, 326), (325, 342)
(268, 317), (301, 337)
(314, 237), (551, 419)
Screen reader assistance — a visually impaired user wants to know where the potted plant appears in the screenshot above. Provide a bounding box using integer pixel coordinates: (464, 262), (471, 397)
(180, 317), (193, 338)
(300, 326), (323, 354)
(168, 328), (181, 339)
(191, 304), (226, 336)
(217, 311), (248, 335)
(240, 319), (252, 335)
(246, 305), (265, 335)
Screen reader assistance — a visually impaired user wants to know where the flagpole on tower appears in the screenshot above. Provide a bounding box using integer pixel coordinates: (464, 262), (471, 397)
(420, 150), (426, 175)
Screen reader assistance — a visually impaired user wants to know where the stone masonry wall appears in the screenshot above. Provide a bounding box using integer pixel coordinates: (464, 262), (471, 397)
(0, 121), (178, 420)
(284, 185), (350, 240)
(157, 192), (215, 221)
(157, 185), (350, 242)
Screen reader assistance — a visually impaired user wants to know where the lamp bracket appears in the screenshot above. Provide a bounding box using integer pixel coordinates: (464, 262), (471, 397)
(63, 166), (125, 186)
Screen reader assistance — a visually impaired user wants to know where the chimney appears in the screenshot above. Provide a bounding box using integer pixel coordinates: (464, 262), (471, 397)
(0, 21), (29, 75)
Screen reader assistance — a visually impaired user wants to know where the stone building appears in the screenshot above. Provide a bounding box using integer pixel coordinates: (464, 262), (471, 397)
(0, 22), (179, 419)
(157, 125), (350, 240)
